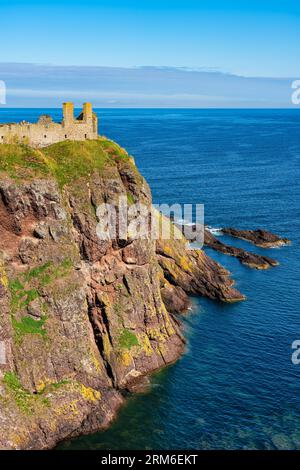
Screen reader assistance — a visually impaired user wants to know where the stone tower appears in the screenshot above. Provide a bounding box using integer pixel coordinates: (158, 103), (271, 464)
(62, 102), (75, 126)
(83, 102), (93, 122)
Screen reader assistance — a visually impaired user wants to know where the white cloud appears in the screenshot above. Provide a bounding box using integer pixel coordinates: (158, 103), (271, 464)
(0, 64), (295, 108)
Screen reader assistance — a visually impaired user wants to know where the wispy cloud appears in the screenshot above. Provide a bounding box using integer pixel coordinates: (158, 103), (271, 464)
(0, 63), (296, 108)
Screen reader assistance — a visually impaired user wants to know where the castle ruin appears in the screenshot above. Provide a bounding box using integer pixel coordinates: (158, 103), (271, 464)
(0, 103), (98, 147)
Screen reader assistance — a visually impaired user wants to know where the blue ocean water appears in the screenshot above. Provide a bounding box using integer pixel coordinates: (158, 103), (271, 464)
(1, 108), (300, 449)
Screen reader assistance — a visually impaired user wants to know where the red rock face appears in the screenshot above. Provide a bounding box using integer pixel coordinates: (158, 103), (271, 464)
(0, 142), (244, 449)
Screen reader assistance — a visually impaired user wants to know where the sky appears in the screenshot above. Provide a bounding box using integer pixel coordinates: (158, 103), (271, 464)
(0, 1), (299, 107)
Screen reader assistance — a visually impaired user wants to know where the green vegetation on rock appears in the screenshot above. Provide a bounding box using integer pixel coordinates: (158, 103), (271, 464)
(48, 379), (70, 390)
(118, 328), (139, 350)
(0, 145), (50, 180)
(127, 192), (135, 205)
(8, 258), (73, 342)
(3, 372), (36, 414)
(0, 138), (133, 187)
(43, 140), (111, 187)
(12, 315), (47, 340)
(9, 281), (39, 313)
(2, 372), (74, 414)
(24, 258), (73, 287)
(97, 137), (130, 163)
(22, 261), (52, 283)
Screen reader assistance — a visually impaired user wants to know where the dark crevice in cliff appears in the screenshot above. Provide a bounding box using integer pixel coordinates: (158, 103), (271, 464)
(122, 274), (132, 296)
(86, 295), (116, 387)
(90, 193), (98, 219)
(156, 345), (167, 366)
(0, 187), (11, 210)
(155, 248), (175, 261)
(0, 191), (21, 235)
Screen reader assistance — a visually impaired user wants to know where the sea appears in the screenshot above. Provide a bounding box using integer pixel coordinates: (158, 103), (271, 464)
(1, 108), (300, 450)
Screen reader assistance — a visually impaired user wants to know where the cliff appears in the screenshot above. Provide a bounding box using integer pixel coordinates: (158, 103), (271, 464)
(0, 139), (243, 449)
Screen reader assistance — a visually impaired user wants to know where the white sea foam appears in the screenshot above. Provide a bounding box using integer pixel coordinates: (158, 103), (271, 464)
(206, 226), (223, 236)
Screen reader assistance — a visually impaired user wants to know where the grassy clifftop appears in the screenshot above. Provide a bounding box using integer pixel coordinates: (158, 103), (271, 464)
(0, 138), (132, 187)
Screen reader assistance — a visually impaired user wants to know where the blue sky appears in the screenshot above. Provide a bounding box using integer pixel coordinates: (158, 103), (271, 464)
(1, 0), (300, 77)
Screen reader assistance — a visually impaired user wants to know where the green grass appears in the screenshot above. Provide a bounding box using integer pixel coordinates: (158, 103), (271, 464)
(97, 137), (130, 162)
(23, 258), (73, 287)
(9, 278), (24, 293)
(0, 144), (50, 180)
(118, 328), (139, 350)
(49, 379), (70, 390)
(3, 372), (34, 414)
(12, 315), (47, 340)
(22, 261), (52, 282)
(3, 371), (21, 389)
(9, 283), (39, 313)
(127, 192), (135, 205)
(43, 140), (113, 187)
(0, 138), (133, 187)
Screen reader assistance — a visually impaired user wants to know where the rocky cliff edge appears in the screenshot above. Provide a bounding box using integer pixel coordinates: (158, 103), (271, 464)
(0, 139), (243, 449)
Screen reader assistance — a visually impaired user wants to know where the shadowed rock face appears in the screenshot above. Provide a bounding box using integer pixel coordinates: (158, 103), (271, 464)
(0, 140), (244, 449)
(222, 228), (291, 248)
(204, 230), (279, 270)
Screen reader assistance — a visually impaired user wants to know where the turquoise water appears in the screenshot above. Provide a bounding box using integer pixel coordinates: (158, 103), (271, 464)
(1, 109), (300, 449)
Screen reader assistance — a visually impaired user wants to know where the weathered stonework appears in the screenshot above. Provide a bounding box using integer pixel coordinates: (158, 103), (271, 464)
(0, 102), (98, 147)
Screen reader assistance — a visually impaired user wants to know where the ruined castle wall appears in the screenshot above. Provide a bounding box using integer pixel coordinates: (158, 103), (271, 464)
(0, 122), (63, 147)
(0, 114), (98, 147)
